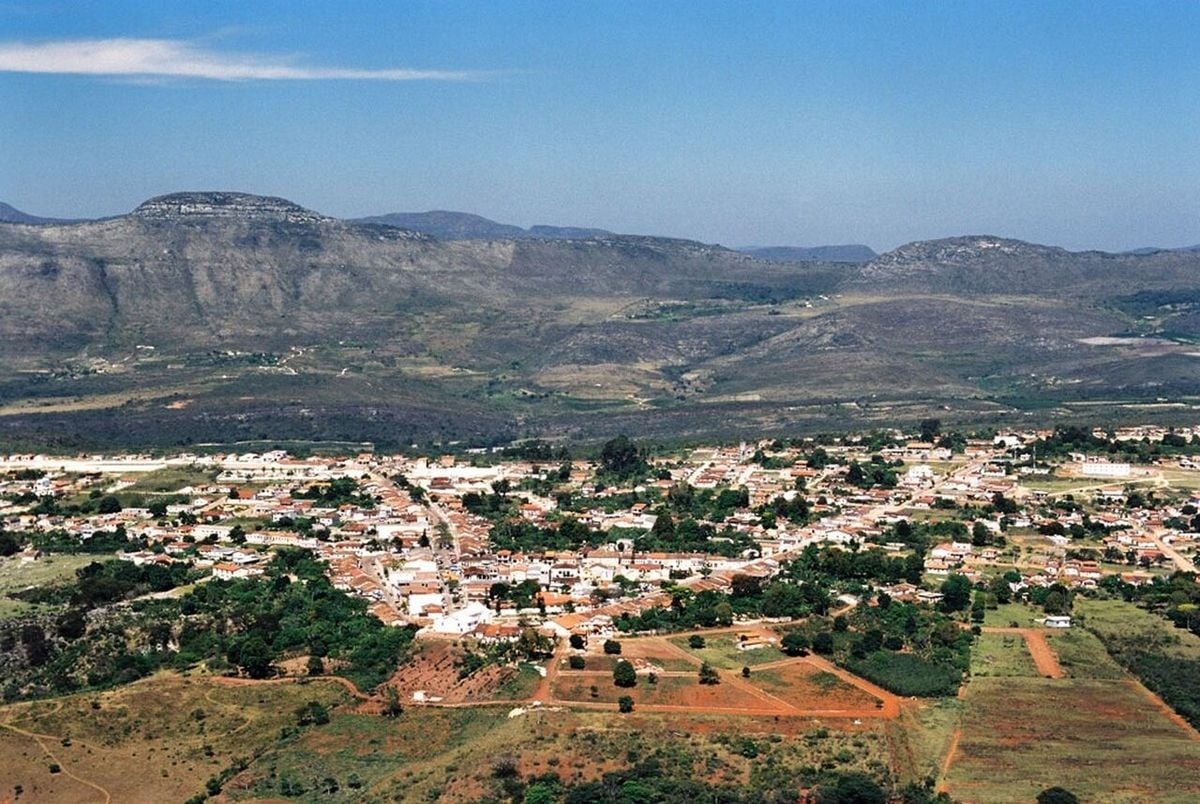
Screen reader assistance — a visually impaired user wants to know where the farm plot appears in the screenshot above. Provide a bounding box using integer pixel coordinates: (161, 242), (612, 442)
(668, 631), (784, 670)
(749, 663), (879, 711)
(943, 677), (1200, 804)
(970, 631), (1039, 678)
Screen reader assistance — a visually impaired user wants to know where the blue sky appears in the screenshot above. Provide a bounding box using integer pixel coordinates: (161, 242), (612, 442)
(1, 1), (1197, 251)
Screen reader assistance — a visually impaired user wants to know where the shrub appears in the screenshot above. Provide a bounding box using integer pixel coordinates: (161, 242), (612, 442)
(568, 655), (586, 670)
(617, 695), (634, 713)
(688, 635), (706, 649)
(603, 639), (622, 655)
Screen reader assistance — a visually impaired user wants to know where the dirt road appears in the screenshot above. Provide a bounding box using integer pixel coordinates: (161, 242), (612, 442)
(979, 626), (1064, 678)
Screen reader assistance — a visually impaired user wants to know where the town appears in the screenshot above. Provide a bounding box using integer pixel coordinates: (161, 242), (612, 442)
(3, 424), (1200, 803)
(3, 424), (1197, 641)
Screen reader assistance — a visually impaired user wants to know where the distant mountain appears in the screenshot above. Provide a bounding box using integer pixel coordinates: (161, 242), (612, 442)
(0, 201), (81, 225)
(738, 245), (877, 263)
(353, 210), (613, 241)
(2, 193), (1200, 449)
(1124, 244), (1200, 256)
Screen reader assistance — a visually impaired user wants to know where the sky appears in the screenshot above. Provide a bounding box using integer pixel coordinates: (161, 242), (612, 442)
(0, 1), (1197, 252)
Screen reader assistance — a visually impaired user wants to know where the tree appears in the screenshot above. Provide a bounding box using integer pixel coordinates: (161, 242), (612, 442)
(568, 634), (585, 650)
(603, 639), (622, 655)
(815, 772), (886, 804)
(306, 655), (325, 676)
(617, 695), (634, 713)
(382, 685), (403, 718)
(688, 634), (706, 649)
(989, 574), (1013, 604)
(613, 660), (637, 688)
(781, 631), (810, 656)
(940, 574), (972, 613)
(919, 418), (941, 443)
(56, 608), (87, 641)
(232, 635), (273, 679)
(599, 435), (647, 480)
(568, 655), (586, 670)
(714, 600), (734, 627)
(1043, 588), (1071, 615)
(97, 495), (122, 514)
(812, 632), (835, 655)
(698, 662), (720, 685)
(741, 666), (751, 678)
(1036, 788), (1080, 804)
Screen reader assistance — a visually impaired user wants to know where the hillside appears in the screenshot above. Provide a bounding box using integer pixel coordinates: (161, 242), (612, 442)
(0, 201), (80, 226)
(738, 244), (877, 263)
(1, 193), (1199, 448)
(353, 209), (613, 240)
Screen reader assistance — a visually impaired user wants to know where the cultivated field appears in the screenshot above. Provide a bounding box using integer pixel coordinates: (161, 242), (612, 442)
(943, 677), (1200, 803)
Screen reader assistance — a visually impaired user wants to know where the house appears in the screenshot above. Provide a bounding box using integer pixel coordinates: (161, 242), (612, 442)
(1044, 615), (1072, 628)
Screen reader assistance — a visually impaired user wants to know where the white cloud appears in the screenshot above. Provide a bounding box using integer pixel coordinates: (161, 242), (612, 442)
(0, 38), (481, 81)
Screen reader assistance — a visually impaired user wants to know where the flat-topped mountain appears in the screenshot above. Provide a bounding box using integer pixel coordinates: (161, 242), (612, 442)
(132, 192), (331, 224)
(1, 192), (1198, 448)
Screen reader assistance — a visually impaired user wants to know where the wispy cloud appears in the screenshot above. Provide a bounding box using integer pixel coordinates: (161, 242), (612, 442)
(0, 37), (481, 81)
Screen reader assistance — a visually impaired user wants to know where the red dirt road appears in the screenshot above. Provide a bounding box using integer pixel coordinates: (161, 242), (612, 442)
(979, 627), (1064, 678)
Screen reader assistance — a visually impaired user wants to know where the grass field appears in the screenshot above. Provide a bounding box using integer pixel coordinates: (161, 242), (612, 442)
(0, 553), (103, 619)
(668, 632), (784, 670)
(1043, 626), (1126, 679)
(120, 465), (219, 494)
(493, 663), (544, 700)
(944, 677), (1200, 804)
(970, 632), (1039, 678)
(1077, 598), (1200, 660)
(889, 697), (964, 785)
(982, 602), (1042, 629)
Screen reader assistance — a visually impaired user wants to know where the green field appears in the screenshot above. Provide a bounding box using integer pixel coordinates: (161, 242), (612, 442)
(668, 633), (784, 670)
(0, 553), (105, 619)
(1043, 626), (1126, 679)
(1077, 598), (1200, 660)
(945, 677), (1200, 804)
(970, 632), (1038, 678)
(121, 465), (220, 494)
(981, 602), (1042, 629)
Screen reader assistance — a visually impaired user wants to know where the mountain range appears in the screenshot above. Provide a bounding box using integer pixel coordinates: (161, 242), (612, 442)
(0, 191), (1197, 450)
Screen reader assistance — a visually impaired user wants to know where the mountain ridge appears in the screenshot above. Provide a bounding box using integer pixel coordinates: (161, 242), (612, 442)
(2, 191), (1200, 448)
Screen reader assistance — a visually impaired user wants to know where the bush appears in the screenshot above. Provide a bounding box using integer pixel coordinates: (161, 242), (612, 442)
(568, 655), (586, 670)
(617, 695), (634, 713)
(698, 662), (720, 685)
(603, 639), (622, 655)
(688, 634), (706, 649)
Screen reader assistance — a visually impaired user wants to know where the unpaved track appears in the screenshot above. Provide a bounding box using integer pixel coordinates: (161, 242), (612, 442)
(0, 718), (112, 804)
(979, 626), (1064, 678)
